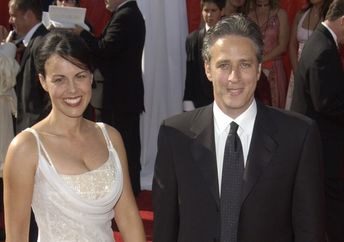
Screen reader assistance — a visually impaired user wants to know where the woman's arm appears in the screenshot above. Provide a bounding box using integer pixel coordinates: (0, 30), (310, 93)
(3, 132), (38, 242)
(263, 9), (290, 62)
(107, 125), (146, 242)
(289, 11), (302, 74)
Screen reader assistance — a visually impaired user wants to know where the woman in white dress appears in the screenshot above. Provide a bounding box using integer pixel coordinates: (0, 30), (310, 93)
(3, 30), (145, 242)
(285, 0), (330, 109)
(0, 42), (18, 168)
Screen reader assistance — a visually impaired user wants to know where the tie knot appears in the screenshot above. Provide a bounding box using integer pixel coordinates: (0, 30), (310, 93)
(229, 121), (239, 134)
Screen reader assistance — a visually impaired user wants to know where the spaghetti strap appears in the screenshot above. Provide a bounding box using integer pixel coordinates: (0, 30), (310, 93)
(24, 128), (57, 171)
(96, 122), (115, 151)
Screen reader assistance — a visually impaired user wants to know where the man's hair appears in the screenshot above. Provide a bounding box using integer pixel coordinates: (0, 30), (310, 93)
(201, 0), (226, 10)
(9, 0), (43, 21)
(202, 14), (264, 63)
(325, 0), (344, 21)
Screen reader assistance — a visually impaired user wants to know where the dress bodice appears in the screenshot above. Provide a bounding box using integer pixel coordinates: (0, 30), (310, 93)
(27, 123), (123, 242)
(297, 9), (313, 45)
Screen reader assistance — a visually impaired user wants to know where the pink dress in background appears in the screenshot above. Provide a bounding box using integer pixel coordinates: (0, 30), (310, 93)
(260, 10), (288, 108)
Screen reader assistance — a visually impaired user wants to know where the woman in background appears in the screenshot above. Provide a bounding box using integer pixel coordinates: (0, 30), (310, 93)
(0, 42), (18, 168)
(248, 0), (289, 108)
(285, 0), (330, 109)
(3, 30), (145, 242)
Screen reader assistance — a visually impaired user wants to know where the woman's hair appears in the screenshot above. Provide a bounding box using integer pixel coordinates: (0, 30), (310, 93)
(35, 30), (94, 77)
(249, 0), (279, 10)
(303, 0), (332, 19)
(0, 52), (19, 92)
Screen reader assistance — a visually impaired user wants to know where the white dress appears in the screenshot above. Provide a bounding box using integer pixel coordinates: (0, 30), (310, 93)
(285, 9), (313, 109)
(26, 122), (123, 242)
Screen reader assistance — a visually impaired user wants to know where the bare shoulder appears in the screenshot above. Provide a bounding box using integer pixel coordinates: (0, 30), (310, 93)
(4, 130), (39, 174)
(277, 8), (288, 19)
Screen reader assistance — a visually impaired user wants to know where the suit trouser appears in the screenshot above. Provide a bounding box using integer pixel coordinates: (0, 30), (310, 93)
(101, 110), (141, 196)
(325, 178), (344, 242)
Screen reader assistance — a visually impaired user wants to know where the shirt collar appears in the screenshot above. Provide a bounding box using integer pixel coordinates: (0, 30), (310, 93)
(116, 0), (136, 11)
(322, 22), (339, 48)
(22, 23), (41, 47)
(213, 99), (257, 135)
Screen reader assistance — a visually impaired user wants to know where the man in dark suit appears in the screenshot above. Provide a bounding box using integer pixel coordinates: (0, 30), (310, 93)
(153, 15), (325, 241)
(183, 0), (225, 111)
(290, 0), (344, 240)
(77, 0), (145, 196)
(8, 0), (49, 133)
(7, 1), (48, 240)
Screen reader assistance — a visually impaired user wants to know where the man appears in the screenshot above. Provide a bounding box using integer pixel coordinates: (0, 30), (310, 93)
(7, 1), (48, 241)
(290, 0), (344, 240)
(153, 15), (325, 241)
(8, 0), (49, 133)
(77, 0), (145, 196)
(183, 0), (225, 111)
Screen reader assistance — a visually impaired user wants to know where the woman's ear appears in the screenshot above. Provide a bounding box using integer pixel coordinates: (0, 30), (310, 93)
(39, 74), (48, 92)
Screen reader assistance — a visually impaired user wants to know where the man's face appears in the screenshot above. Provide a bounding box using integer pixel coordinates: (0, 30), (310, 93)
(338, 16), (344, 44)
(104, 0), (123, 12)
(8, 2), (31, 37)
(205, 35), (261, 118)
(202, 2), (223, 27)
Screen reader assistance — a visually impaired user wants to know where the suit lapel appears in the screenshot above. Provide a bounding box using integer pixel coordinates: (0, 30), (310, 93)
(241, 103), (278, 204)
(190, 105), (220, 207)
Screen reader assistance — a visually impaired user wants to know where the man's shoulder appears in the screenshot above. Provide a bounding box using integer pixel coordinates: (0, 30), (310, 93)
(162, 105), (212, 130)
(259, 104), (315, 129)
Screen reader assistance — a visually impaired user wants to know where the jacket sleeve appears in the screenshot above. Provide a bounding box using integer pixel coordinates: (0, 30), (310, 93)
(152, 123), (179, 242)
(293, 120), (326, 241)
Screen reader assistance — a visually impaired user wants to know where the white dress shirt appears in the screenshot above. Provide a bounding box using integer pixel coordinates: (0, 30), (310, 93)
(213, 100), (257, 193)
(22, 23), (42, 47)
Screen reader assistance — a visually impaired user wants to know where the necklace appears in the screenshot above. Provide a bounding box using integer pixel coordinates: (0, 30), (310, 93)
(255, 6), (271, 36)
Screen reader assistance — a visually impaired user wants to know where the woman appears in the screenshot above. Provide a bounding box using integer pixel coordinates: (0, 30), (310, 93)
(3, 30), (145, 242)
(248, 0), (289, 108)
(285, 0), (330, 109)
(0, 42), (18, 167)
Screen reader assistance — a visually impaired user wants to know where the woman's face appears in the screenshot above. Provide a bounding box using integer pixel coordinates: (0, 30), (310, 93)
(39, 54), (93, 119)
(56, 0), (78, 7)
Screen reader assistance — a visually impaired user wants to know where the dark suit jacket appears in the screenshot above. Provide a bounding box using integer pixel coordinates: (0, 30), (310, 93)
(153, 102), (325, 242)
(80, 1), (145, 113)
(183, 28), (214, 108)
(290, 24), (344, 178)
(15, 24), (49, 133)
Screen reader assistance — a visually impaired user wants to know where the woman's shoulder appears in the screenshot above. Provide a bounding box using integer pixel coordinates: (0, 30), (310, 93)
(5, 129), (39, 170)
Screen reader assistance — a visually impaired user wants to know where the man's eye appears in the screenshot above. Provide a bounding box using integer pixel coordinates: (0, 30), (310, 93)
(241, 62), (251, 69)
(219, 64), (230, 70)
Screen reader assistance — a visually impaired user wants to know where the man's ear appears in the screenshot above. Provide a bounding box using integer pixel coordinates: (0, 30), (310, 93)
(257, 63), (262, 81)
(204, 62), (212, 82)
(39, 74), (48, 92)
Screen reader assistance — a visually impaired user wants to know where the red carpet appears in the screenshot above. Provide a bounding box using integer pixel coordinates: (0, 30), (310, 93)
(114, 190), (153, 241)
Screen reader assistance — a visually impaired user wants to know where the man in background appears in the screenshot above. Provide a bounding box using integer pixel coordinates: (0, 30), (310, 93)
(8, 0), (49, 133)
(183, 0), (225, 111)
(291, 0), (344, 240)
(76, 0), (145, 196)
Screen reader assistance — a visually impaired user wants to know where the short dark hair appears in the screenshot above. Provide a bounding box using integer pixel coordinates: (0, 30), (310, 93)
(35, 30), (94, 77)
(202, 14), (264, 63)
(201, 0), (226, 10)
(9, 0), (43, 21)
(325, 0), (344, 21)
